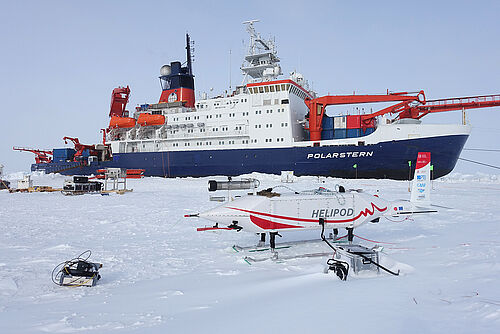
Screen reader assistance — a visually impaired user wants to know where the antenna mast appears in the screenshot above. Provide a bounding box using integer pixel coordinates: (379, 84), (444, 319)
(229, 49), (232, 91)
(240, 20), (282, 83)
(186, 33), (193, 75)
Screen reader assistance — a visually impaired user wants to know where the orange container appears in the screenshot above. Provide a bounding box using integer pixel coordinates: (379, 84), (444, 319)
(137, 113), (165, 126)
(109, 116), (136, 128)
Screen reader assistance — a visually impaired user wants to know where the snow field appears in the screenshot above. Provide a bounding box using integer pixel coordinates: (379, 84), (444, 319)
(0, 172), (499, 333)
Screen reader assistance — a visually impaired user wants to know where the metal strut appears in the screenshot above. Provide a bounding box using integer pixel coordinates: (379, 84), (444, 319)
(269, 232), (281, 251)
(257, 233), (266, 247)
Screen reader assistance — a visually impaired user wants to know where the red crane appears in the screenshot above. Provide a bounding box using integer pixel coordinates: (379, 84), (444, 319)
(305, 91), (425, 141)
(13, 147), (53, 163)
(305, 91), (500, 142)
(109, 86), (130, 117)
(63, 137), (97, 160)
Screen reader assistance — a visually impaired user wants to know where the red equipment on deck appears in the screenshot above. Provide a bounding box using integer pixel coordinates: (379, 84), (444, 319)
(109, 86), (131, 117)
(305, 91), (425, 142)
(63, 137), (97, 161)
(13, 147), (53, 163)
(305, 92), (500, 142)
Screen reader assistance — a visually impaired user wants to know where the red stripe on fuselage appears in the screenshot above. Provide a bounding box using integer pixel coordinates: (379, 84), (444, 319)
(228, 203), (387, 225)
(249, 215), (303, 230)
(356, 202), (388, 218)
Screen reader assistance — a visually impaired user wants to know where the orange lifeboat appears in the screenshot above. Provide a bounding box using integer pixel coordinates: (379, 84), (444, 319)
(137, 113), (165, 126)
(109, 116), (136, 128)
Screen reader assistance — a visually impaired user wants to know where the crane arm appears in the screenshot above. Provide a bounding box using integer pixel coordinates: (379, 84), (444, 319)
(62, 137), (96, 160)
(359, 94), (500, 123)
(63, 136), (81, 146)
(305, 91), (425, 141)
(13, 146), (53, 164)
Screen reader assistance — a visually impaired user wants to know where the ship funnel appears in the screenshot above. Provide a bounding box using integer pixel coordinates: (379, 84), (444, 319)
(157, 35), (195, 108)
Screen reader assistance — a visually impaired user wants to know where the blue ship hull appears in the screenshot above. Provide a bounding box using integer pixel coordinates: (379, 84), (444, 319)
(31, 134), (468, 180)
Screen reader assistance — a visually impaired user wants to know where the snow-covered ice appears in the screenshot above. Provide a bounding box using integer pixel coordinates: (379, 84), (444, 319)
(1, 172), (500, 333)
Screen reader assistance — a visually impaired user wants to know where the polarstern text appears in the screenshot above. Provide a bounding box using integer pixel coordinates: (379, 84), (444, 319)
(307, 151), (374, 159)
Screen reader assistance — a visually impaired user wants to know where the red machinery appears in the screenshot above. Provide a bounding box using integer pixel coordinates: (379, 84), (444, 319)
(63, 137), (98, 161)
(109, 86), (130, 117)
(305, 91), (500, 142)
(100, 128), (107, 145)
(96, 168), (145, 179)
(13, 147), (53, 163)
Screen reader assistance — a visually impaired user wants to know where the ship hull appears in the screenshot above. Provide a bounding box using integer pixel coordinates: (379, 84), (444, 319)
(31, 134), (468, 180)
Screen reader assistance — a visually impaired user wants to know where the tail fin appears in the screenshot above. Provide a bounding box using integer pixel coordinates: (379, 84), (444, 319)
(410, 152), (431, 207)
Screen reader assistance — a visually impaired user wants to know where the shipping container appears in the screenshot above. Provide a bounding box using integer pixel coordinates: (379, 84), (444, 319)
(320, 116), (374, 140)
(53, 148), (76, 162)
(334, 128), (347, 139)
(346, 115), (361, 129)
(321, 116), (334, 140)
(333, 116), (346, 128)
(346, 128), (360, 138)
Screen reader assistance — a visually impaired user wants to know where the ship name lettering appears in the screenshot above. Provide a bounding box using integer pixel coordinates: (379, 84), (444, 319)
(307, 151), (373, 160)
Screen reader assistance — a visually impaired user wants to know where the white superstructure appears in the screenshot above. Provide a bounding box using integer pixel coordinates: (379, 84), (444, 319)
(108, 21), (315, 155)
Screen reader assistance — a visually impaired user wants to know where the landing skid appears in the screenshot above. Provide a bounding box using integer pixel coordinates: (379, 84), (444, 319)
(233, 245), (292, 253)
(243, 252), (332, 264)
(235, 238), (337, 264)
(232, 237), (346, 253)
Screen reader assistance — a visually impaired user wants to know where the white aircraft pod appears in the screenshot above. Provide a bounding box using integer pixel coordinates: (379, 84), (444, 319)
(201, 191), (382, 233)
(194, 152), (433, 237)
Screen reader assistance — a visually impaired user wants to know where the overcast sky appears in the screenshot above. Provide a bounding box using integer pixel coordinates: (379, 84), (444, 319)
(1, 0), (499, 175)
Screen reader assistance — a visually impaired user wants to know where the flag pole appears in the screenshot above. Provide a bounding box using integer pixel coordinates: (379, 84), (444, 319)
(408, 160), (412, 192)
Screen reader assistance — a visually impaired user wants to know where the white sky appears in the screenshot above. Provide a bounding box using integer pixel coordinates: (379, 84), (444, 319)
(1, 0), (499, 174)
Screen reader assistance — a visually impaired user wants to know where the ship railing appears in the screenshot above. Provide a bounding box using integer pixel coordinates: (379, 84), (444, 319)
(163, 130), (247, 139)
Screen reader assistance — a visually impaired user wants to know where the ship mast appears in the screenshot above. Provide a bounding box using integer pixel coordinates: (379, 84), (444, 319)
(241, 20), (282, 83)
(186, 33), (193, 75)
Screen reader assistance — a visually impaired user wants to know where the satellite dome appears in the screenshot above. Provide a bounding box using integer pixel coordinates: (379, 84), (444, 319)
(160, 65), (171, 76)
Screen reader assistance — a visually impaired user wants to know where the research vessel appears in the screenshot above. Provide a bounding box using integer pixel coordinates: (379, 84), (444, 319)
(27, 21), (500, 180)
